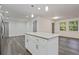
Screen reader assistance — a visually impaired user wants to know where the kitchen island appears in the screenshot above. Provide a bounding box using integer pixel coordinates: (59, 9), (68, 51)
(25, 32), (59, 55)
(25, 32), (79, 55)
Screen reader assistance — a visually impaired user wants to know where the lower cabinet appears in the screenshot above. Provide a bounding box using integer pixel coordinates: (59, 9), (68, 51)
(25, 35), (58, 55)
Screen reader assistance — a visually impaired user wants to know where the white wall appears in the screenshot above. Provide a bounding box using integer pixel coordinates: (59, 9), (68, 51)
(3, 17), (28, 37)
(9, 20), (27, 37)
(26, 17), (52, 33)
(26, 20), (33, 32)
(54, 18), (79, 38)
(0, 10), (28, 37)
(37, 17), (52, 33)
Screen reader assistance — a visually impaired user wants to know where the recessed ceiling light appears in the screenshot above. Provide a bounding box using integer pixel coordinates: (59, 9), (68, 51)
(6, 17), (9, 19)
(38, 7), (41, 10)
(45, 6), (48, 12)
(31, 14), (34, 18)
(52, 16), (61, 19)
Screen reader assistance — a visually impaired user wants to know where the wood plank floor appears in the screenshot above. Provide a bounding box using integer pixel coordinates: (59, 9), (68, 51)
(59, 36), (79, 55)
(1, 35), (31, 55)
(1, 35), (79, 55)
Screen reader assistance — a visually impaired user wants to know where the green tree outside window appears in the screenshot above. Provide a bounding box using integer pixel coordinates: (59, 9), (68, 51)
(69, 21), (78, 31)
(60, 22), (66, 31)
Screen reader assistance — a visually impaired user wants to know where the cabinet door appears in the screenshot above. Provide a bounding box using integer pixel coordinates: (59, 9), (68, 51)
(26, 35), (39, 55)
(47, 37), (58, 55)
(32, 37), (48, 55)
(38, 39), (48, 55)
(30, 36), (39, 55)
(35, 37), (58, 55)
(27, 36), (47, 55)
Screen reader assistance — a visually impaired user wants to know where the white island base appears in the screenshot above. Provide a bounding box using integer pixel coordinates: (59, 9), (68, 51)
(25, 32), (59, 55)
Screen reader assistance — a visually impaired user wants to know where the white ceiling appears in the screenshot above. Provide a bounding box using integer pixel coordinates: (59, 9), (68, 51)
(2, 4), (79, 20)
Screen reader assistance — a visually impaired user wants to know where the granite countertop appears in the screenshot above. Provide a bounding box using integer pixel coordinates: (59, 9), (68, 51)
(25, 32), (79, 39)
(25, 32), (59, 39)
(55, 31), (79, 39)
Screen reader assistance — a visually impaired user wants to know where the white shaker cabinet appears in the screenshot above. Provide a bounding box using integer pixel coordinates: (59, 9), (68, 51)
(25, 32), (59, 55)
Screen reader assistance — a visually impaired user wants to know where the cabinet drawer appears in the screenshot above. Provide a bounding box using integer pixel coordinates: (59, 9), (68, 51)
(32, 36), (47, 49)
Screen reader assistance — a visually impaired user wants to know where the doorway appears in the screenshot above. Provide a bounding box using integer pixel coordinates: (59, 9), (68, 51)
(52, 23), (54, 33)
(33, 20), (37, 32)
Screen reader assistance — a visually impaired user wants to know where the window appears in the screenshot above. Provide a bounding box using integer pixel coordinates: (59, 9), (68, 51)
(69, 21), (78, 31)
(60, 22), (66, 31)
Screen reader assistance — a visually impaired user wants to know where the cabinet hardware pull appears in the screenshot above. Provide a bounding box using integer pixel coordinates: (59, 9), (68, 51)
(27, 39), (28, 42)
(36, 44), (39, 49)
